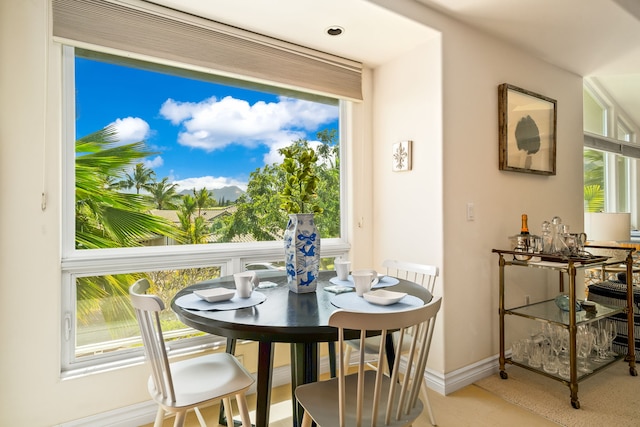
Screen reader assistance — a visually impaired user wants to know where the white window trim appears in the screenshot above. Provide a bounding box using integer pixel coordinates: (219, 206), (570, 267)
(60, 45), (351, 377)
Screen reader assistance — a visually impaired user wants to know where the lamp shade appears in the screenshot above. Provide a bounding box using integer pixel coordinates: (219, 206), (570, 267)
(584, 212), (631, 242)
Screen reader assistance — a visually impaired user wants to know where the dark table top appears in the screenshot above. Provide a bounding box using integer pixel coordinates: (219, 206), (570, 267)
(171, 270), (433, 343)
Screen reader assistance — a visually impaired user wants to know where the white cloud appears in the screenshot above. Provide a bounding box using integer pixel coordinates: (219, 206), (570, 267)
(159, 95), (338, 153)
(144, 156), (163, 169)
(262, 137), (324, 166)
(109, 117), (151, 144)
(172, 176), (248, 192)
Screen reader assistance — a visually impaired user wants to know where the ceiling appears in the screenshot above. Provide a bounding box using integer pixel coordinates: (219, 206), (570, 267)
(147, 0), (640, 128)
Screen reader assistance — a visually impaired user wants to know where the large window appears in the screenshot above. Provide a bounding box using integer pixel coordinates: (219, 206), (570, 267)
(61, 46), (350, 376)
(583, 84), (638, 228)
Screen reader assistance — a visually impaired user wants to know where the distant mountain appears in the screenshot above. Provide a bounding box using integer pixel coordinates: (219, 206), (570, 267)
(179, 185), (245, 203)
(212, 186), (245, 203)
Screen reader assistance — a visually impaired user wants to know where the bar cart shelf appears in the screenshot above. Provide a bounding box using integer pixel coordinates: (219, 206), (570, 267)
(492, 246), (637, 409)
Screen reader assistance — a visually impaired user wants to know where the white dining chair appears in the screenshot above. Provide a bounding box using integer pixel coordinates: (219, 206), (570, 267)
(295, 296), (442, 427)
(129, 278), (254, 427)
(342, 259), (439, 425)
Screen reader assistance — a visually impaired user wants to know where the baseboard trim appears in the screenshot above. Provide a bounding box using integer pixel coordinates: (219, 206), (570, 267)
(57, 354), (499, 426)
(434, 353), (500, 395)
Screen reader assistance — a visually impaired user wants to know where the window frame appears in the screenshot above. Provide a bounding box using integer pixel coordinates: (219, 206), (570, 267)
(583, 80), (639, 230)
(60, 44), (351, 377)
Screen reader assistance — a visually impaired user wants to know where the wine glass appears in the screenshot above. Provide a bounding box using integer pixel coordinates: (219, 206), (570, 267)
(577, 326), (594, 374)
(605, 320), (618, 357)
(591, 324), (609, 363)
(542, 338), (558, 374)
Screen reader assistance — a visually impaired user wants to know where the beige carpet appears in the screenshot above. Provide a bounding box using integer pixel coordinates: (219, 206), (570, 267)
(475, 361), (640, 426)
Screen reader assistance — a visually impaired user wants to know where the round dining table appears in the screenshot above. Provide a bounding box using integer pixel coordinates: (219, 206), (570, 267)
(171, 269), (432, 427)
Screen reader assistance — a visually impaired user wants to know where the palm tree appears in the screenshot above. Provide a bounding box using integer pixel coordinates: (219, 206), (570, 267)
(75, 126), (180, 320)
(120, 162), (156, 194)
(149, 177), (181, 209)
(584, 184), (605, 212)
(193, 187), (214, 216)
(584, 149), (605, 212)
(76, 128), (178, 249)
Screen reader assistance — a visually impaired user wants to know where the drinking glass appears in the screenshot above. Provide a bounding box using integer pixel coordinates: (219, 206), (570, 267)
(528, 342), (543, 368)
(542, 340), (558, 374)
(511, 340), (525, 362)
(591, 325), (609, 363)
(577, 326), (594, 374)
(605, 320), (618, 357)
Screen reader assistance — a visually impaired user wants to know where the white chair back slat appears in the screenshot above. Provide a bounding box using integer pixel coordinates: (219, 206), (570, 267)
(130, 279), (176, 403)
(326, 297), (442, 427)
(382, 260), (439, 294)
(129, 278), (254, 427)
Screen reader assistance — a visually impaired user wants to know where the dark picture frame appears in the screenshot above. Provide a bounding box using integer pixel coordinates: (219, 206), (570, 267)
(498, 83), (557, 175)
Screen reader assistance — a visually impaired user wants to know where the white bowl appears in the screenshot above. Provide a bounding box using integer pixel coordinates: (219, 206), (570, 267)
(363, 289), (407, 306)
(194, 288), (235, 302)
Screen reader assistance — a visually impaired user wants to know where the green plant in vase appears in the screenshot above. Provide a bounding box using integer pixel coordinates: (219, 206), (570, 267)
(279, 144), (322, 293)
(279, 145), (323, 214)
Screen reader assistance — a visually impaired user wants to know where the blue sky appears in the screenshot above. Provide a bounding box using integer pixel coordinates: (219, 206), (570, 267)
(75, 57), (339, 192)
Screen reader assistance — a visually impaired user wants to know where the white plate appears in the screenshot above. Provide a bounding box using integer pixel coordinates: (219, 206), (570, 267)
(363, 289), (407, 306)
(194, 288), (236, 302)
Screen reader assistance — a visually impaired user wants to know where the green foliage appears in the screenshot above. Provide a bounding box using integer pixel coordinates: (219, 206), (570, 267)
(214, 132), (340, 241)
(584, 184), (605, 212)
(119, 162), (156, 194)
(279, 141), (323, 214)
(75, 126), (180, 322)
(584, 149), (605, 212)
(148, 177), (181, 209)
(215, 164), (288, 241)
(193, 187), (216, 214)
(75, 126), (179, 249)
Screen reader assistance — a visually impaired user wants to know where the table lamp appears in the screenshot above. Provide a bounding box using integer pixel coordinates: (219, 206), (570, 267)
(584, 212), (631, 243)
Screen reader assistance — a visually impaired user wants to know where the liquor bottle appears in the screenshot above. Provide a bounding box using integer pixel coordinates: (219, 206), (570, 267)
(512, 214), (531, 259)
(520, 214), (530, 235)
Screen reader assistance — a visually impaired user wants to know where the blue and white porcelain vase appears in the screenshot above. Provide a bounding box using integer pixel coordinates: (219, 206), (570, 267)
(284, 213), (320, 293)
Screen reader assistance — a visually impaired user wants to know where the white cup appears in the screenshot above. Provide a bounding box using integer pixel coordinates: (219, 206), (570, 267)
(352, 271), (375, 297)
(352, 269), (378, 280)
(334, 259), (351, 281)
(234, 271), (258, 298)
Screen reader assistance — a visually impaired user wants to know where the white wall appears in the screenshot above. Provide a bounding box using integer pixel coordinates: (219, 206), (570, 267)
(1, 0), (586, 424)
(0, 3), (152, 424)
(372, 0), (585, 374)
(372, 38), (445, 370)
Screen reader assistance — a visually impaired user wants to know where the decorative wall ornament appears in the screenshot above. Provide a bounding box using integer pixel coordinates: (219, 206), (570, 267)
(498, 83), (557, 175)
(392, 140), (412, 172)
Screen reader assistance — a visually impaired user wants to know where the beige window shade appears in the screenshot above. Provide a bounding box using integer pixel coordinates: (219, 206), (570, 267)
(584, 132), (640, 159)
(51, 0), (363, 101)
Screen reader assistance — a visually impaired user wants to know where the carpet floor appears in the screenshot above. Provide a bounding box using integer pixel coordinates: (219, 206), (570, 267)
(475, 360), (640, 426)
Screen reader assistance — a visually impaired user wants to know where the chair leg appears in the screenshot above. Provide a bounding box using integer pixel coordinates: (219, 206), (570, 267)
(301, 411), (313, 427)
(153, 407), (165, 427)
(173, 410), (186, 427)
(236, 393), (252, 427)
(222, 397), (234, 425)
(343, 344), (353, 372)
(420, 378), (436, 426)
(193, 407), (206, 427)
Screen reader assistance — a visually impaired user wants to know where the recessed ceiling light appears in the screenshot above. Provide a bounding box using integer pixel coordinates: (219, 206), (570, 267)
(326, 26), (344, 36)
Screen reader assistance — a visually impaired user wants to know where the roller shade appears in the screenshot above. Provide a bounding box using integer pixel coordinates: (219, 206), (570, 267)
(51, 0), (363, 101)
(584, 132), (640, 159)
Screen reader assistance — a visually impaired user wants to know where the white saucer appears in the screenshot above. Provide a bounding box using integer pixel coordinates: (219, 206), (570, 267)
(363, 289), (407, 306)
(194, 288), (236, 302)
